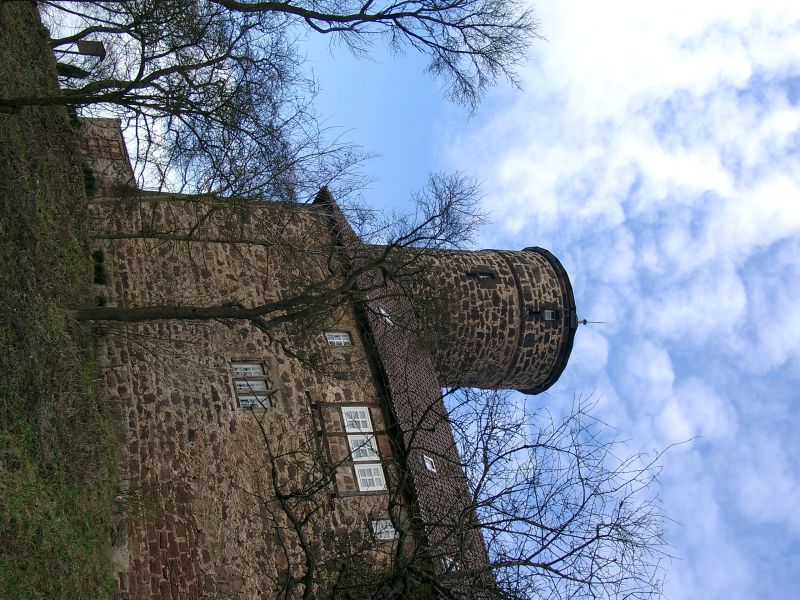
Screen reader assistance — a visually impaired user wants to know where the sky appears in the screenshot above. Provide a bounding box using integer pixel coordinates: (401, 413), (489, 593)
(305, 2), (800, 599)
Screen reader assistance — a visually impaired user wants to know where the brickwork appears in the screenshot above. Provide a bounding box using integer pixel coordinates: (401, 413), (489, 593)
(315, 195), (493, 577)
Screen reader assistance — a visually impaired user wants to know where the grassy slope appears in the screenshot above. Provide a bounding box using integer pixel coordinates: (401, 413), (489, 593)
(0, 4), (117, 598)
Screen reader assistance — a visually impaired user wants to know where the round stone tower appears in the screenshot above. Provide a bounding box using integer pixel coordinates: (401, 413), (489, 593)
(398, 246), (577, 394)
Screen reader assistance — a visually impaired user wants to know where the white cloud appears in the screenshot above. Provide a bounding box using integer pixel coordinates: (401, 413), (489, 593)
(732, 432), (800, 533)
(448, 2), (800, 598)
(661, 458), (755, 599)
(639, 261), (748, 345)
(667, 378), (738, 440)
(569, 327), (609, 374)
(739, 238), (800, 373)
(617, 340), (675, 407)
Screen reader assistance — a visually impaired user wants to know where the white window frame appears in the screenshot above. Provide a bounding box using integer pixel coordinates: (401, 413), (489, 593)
(355, 464), (387, 491)
(237, 394), (270, 409)
(232, 362), (264, 377)
(371, 518), (399, 541)
(348, 434), (379, 461)
(325, 331), (352, 347)
(422, 454), (437, 473)
(342, 407), (386, 491)
(235, 379), (267, 393)
(543, 309), (557, 321)
(341, 407), (372, 433)
(232, 361), (270, 409)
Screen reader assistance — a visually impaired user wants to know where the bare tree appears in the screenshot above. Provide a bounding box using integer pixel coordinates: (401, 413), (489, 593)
(25, 0), (538, 107)
(81, 176), (668, 598)
(207, 0), (538, 108)
(215, 382), (668, 599)
(1, 0), (364, 200)
(2, 0), (538, 193)
(71, 172), (485, 329)
(447, 389), (669, 600)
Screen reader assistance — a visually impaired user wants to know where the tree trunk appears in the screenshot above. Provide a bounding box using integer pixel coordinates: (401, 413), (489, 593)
(91, 231), (275, 246)
(70, 303), (276, 323)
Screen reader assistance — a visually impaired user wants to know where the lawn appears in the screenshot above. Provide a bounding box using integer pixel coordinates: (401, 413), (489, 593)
(0, 3), (118, 598)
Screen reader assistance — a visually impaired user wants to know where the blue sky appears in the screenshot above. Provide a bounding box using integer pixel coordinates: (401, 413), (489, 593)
(305, 2), (800, 598)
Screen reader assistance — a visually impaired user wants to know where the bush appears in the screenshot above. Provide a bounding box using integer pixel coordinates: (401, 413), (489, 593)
(82, 163), (96, 197)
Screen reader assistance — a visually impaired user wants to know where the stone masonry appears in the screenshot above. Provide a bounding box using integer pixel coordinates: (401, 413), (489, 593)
(81, 120), (578, 599)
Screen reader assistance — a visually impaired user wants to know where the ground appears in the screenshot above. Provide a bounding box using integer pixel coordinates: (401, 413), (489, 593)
(0, 3), (117, 598)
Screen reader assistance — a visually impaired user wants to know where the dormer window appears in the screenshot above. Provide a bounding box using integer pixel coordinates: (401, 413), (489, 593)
(442, 556), (461, 571)
(422, 454), (437, 473)
(377, 307), (394, 326)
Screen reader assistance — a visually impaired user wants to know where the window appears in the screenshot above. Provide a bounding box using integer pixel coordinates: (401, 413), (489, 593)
(325, 331), (352, 347)
(235, 379), (267, 393)
(442, 556), (460, 571)
(467, 268), (496, 280)
(232, 362), (263, 377)
(348, 434), (379, 461)
(343, 410), (378, 459)
(237, 395), (270, 409)
(466, 267), (497, 285)
(528, 308), (560, 323)
(342, 407), (386, 492)
(422, 454), (437, 473)
(232, 362), (270, 409)
(342, 407), (372, 432)
(377, 307), (394, 325)
(371, 518), (398, 541)
(355, 464), (387, 491)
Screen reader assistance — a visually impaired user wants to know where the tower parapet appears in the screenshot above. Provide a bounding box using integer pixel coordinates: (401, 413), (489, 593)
(393, 246), (577, 394)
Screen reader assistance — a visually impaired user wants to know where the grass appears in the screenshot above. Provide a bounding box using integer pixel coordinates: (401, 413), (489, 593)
(0, 4), (118, 598)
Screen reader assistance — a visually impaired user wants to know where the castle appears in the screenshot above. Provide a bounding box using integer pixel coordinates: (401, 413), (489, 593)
(82, 119), (578, 599)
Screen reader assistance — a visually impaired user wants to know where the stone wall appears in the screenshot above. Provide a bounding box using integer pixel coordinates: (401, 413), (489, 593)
(79, 118), (135, 195)
(390, 247), (577, 394)
(82, 121), (579, 599)
(93, 196), (413, 599)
